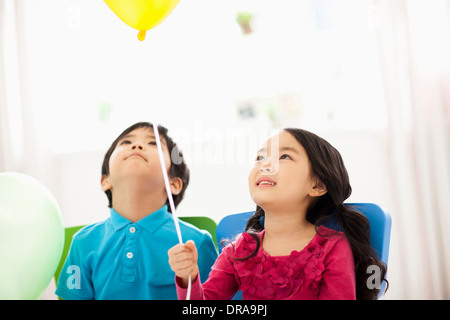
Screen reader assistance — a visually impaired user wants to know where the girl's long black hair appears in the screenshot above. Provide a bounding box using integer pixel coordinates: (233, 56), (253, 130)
(243, 128), (388, 300)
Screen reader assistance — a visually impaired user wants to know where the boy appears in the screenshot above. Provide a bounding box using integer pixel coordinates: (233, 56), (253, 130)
(55, 122), (218, 299)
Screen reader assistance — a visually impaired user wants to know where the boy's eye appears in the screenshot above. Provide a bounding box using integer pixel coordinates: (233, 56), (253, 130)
(148, 141), (157, 146)
(280, 154), (291, 160)
(120, 140), (131, 145)
(256, 155), (264, 161)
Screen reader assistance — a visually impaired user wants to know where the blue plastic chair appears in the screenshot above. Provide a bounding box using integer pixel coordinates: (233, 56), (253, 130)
(216, 202), (392, 299)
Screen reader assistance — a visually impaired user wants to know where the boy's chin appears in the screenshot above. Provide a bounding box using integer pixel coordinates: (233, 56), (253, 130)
(119, 172), (164, 187)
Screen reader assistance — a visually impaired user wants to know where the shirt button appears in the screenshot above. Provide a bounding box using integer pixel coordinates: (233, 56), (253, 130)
(129, 226), (136, 233)
(126, 252), (133, 259)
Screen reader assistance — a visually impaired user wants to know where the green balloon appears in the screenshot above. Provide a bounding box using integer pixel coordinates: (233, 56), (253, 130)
(0, 172), (64, 299)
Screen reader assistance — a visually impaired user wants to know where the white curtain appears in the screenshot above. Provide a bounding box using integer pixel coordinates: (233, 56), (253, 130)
(0, 0), (11, 171)
(0, 0), (23, 172)
(376, 0), (450, 299)
(0, 0), (45, 178)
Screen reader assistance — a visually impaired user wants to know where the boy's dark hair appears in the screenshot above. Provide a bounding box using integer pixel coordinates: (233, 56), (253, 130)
(101, 122), (190, 213)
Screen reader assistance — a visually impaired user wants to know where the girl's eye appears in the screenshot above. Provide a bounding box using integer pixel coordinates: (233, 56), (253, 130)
(120, 140), (131, 145)
(280, 154), (291, 160)
(148, 141), (157, 146)
(256, 155), (264, 161)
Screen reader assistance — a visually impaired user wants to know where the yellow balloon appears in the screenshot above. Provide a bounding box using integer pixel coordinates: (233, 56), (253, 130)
(104, 0), (181, 41)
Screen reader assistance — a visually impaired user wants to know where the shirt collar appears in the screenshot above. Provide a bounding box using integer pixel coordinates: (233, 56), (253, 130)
(110, 205), (171, 233)
(110, 207), (131, 231)
(136, 204), (172, 234)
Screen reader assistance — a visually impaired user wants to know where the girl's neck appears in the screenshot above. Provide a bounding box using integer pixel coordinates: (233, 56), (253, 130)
(261, 207), (316, 256)
(262, 206), (312, 238)
(264, 214), (313, 239)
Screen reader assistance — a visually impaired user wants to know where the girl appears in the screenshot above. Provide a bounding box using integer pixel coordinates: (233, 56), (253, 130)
(168, 128), (387, 300)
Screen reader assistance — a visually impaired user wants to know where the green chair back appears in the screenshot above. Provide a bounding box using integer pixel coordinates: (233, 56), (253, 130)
(179, 216), (218, 249)
(54, 225), (85, 286)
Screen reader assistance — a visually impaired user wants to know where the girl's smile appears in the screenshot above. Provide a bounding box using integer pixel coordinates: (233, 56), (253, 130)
(256, 176), (277, 187)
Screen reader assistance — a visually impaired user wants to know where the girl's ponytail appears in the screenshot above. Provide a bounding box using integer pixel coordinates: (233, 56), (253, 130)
(335, 204), (388, 299)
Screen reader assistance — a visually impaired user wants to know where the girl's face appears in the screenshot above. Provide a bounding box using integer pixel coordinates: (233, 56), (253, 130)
(248, 130), (326, 213)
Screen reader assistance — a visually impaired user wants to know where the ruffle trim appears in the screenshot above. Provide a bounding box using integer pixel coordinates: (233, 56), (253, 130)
(232, 226), (336, 299)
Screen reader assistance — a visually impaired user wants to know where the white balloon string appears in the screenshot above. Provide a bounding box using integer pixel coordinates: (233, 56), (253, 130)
(153, 123), (191, 300)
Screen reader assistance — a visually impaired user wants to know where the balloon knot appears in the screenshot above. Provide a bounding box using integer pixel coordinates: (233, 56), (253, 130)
(137, 30), (146, 41)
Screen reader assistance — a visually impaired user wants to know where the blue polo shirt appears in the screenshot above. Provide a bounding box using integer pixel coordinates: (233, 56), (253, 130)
(55, 205), (218, 300)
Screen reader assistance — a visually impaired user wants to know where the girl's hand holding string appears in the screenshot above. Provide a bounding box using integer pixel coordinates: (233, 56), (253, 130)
(168, 240), (199, 288)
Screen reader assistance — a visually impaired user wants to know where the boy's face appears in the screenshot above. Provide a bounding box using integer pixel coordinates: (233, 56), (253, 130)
(101, 127), (182, 199)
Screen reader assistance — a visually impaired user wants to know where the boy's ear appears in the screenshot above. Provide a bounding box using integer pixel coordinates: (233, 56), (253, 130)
(101, 175), (112, 192)
(170, 177), (183, 196)
(309, 180), (327, 198)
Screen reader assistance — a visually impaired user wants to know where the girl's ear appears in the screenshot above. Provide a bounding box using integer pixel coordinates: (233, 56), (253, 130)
(170, 177), (183, 196)
(309, 180), (327, 198)
(101, 175), (112, 192)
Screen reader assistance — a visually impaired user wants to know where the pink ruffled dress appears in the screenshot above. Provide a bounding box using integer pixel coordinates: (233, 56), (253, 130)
(176, 225), (356, 300)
